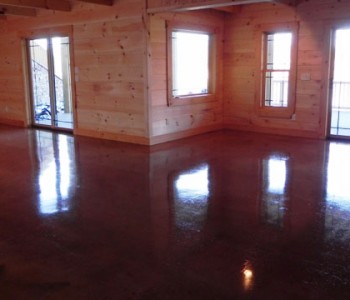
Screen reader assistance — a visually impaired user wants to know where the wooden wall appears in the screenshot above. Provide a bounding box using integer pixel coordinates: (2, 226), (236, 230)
(223, 0), (350, 138)
(147, 10), (224, 145)
(2, 0), (350, 144)
(0, 0), (150, 144)
(0, 22), (26, 127)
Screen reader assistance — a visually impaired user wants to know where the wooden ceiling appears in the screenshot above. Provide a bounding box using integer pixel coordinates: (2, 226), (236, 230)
(0, 0), (296, 17)
(0, 0), (114, 17)
(146, 0), (296, 14)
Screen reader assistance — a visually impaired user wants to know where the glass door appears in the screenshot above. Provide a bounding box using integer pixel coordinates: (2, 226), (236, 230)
(329, 28), (350, 138)
(28, 37), (74, 130)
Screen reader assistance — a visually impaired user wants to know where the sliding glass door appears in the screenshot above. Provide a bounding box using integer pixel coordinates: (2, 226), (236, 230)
(329, 28), (350, 138)
(28, 36), (74, 130)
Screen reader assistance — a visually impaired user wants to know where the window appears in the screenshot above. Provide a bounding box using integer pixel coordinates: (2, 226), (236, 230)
(167, 22), (216, 105)
(256, 23), (298, 118)
(264, 33), (291, 108)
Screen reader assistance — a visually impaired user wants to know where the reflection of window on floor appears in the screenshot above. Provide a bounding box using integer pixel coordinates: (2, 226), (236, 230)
(36, 131), (76, 215)
(173, 164), (209, 231)
(261, 154), (289, 227)
(325, 143), (350, 243)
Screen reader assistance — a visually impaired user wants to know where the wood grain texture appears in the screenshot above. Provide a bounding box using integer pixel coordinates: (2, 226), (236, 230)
(223, 0), (349, 139)
(146, 0), (274, 13)
(0, 0), (149, 143)
(1, 0), (350, 144)
(147, 9), (224, 143)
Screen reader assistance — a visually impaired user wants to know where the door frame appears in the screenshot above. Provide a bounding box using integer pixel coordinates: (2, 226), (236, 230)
(327, 22), (350, 139)
(23, 26), (76, 132)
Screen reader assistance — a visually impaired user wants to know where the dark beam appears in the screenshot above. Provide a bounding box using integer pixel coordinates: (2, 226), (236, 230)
(0, 4), (36, 16)
(78, 0), (114, 5)
(0, 0), (71, 12)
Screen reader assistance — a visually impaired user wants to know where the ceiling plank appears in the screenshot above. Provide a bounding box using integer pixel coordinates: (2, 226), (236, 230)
(0, 4), (36, 16)
(147, 0), (274, 13)
(78, 0), (114, 5)
(0, 0), (71, 11)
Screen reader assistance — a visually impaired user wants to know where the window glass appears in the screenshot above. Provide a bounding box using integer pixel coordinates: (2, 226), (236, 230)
(264, 33), (292, 108)
(172, 30), (209, 97)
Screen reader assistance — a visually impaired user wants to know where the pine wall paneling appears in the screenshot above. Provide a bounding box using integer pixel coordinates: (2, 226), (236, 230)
(0, 0), (149, 144)
(2, 0), (350, 144)
(147, 10), (225, 145)
(223, 0), (350, 139)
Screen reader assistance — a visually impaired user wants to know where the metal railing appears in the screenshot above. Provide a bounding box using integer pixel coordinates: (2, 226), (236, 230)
(265, 79), (289, 107)
(332, 81), (350, 110)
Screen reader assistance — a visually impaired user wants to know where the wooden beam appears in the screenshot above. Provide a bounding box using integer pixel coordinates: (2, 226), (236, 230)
(78, 0), (114, 5)
(0, 4), (36, 16)
(0, 0), (71, 11)
(214, 5), (241, 13)
(147, 0), (274, 13)
(273, 0), (296, 5)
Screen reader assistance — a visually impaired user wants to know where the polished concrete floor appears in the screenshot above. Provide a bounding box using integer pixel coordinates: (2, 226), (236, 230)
(1, 125), (350, 299)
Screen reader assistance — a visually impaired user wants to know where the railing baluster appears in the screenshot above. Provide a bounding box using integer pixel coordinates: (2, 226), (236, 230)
(332, 81), (350, 109)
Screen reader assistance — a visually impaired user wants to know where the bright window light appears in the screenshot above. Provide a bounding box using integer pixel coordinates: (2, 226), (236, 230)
(267, 157), (287, 194)
(264, 32), (292, 107)
(172, 30), (209, 97)
(327, 143), (350, 210)
(174, 164), (209, 230)
(175, 164), (209, 201)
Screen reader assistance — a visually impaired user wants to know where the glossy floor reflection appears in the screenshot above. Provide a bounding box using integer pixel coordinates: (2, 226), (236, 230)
(1, 125), (350, 299)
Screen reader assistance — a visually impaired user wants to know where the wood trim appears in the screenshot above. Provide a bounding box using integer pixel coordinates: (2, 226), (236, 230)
(324, 22), (334, 139)
(149, 123), (223, 145)
(255, 22), (299, 119)
(0, 118), (26, 127)
(166, 20), (219, 106)
(224, 123), (324, 139)
(22, 26), (76, 130)
(19, 25), (73, 39)
(75, 128), (150, 145)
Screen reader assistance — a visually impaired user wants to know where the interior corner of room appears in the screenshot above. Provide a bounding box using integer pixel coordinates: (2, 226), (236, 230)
(0, 0), (349, 144)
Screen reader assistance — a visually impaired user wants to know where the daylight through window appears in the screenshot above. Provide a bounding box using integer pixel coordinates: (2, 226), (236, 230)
(172, 30), (210, 97)
(263, 32), (292, 108)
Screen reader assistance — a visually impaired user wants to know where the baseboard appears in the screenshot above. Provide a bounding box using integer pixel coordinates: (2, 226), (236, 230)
(74, 128), (150, 145)
(223, 123), (324, 139)
(0, 118), (26, 127)
(149, 124), (224, 145)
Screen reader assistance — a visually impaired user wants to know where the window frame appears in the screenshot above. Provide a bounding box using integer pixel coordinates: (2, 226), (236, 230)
(255, 23), (298, 119)
(166, 21), (217, 106)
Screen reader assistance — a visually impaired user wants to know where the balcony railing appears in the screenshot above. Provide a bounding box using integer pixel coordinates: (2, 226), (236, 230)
(265, 79), (289, 107)
(332, 81), (350, 110)
(264, 81), (350, 109)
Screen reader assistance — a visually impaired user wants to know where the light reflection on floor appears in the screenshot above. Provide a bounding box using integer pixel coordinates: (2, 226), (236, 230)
(261, 154), (289, 227)
(36, 131), (76, 215)
(174, 164), (209, 231)
(2, 127), (350, 299)
(325, 143), (350, 243)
